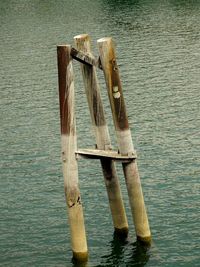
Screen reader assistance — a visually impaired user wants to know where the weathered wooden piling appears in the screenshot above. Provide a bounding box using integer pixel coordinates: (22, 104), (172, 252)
(97, 37), (151, 243)
(57, 45), (88, 261)
(74, 34), (129, 237)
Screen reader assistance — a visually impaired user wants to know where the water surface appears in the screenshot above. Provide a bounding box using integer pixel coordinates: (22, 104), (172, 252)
(0, 0), (199, 266)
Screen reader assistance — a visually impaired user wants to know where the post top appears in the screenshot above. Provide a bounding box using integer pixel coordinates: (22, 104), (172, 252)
(97, 37), (112, 43)
(57, 44), (71, 48)
(74, 34), (89, 40)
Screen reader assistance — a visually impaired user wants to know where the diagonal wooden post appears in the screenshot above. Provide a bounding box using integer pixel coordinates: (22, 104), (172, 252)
(97, 37), (151, 244)
(74, 34), (128, 237)
(57, 45), (88, 262)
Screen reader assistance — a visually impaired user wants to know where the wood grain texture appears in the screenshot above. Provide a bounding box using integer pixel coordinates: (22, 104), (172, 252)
(57, 45), (75, 135)
(97, 38), (151, 243)
(97, 37), (129, 131)
(57, 45), (88, 261)
(76, 148), (136, 162)
(74, 34), (129, 236)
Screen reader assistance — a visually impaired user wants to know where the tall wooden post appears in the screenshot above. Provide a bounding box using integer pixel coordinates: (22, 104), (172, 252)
(74, 34), (128, 237)
(57, 45), (88, 261)
(97, 37), (151, 243)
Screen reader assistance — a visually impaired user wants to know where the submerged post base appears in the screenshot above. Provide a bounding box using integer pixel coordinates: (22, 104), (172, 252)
(114, 227), (129, 239)
(72, 251), (88, 263)
(137, 235), (152, 246)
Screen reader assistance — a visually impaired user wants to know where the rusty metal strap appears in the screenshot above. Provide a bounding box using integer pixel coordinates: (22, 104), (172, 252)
(70, 47), (102, 70)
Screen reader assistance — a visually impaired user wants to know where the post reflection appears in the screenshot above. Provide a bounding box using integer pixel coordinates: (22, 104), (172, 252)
(126, 240), (150, 267)
(96, 233), (150, 267)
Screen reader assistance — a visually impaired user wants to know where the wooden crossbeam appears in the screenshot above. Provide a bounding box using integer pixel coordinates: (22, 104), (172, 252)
(75, 148), (136, 162)
(70, 47), (102, 69)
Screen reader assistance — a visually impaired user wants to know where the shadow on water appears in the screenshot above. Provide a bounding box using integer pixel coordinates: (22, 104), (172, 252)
(101, 0), (141, 9)
(169, 0), (200, 7)
(95, 234), (150, 267)
(103, 0), (140, 4)
(125, 242), (150, 267)
(71, 234), (150, 267)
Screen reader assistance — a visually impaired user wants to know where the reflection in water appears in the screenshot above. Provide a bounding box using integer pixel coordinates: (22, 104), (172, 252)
(126, 241), (150, 267)
(96, 234), (150, 267)
(100, 0), (141, 14)
(100, 234), (127, 266)
(169, 0), (200, 8)
(102, 0), (140, 7)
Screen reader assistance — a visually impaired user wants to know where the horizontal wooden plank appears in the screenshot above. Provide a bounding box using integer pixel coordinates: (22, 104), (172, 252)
(70, 47), (102, 69)
(75, 148), (136, 162)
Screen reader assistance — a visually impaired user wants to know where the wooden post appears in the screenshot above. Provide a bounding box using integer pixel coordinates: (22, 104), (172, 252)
(74, 34), (129, 237)
(57, 45), (88, 261)
(97, 37), (151, 244)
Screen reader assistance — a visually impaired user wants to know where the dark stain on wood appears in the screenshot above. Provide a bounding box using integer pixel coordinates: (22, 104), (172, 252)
(71, 47), (98, 68)
(100, 159), (116, 181)
(57, 45), (75, 135)
(82, 66), (106, 126)
(74, 36), (107, 127)
(66, 188), (82, 208)
(108, 50), (129, 131)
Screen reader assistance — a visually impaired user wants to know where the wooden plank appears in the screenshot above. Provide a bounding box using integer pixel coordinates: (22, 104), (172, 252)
(71, 47), (102, 69)
(75, 148), (136, 162)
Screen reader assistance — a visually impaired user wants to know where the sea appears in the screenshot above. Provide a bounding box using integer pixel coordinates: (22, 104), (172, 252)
(0, 0), (199, 266)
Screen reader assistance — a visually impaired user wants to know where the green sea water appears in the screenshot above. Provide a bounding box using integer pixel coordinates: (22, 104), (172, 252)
(0, 0), (199, 266)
